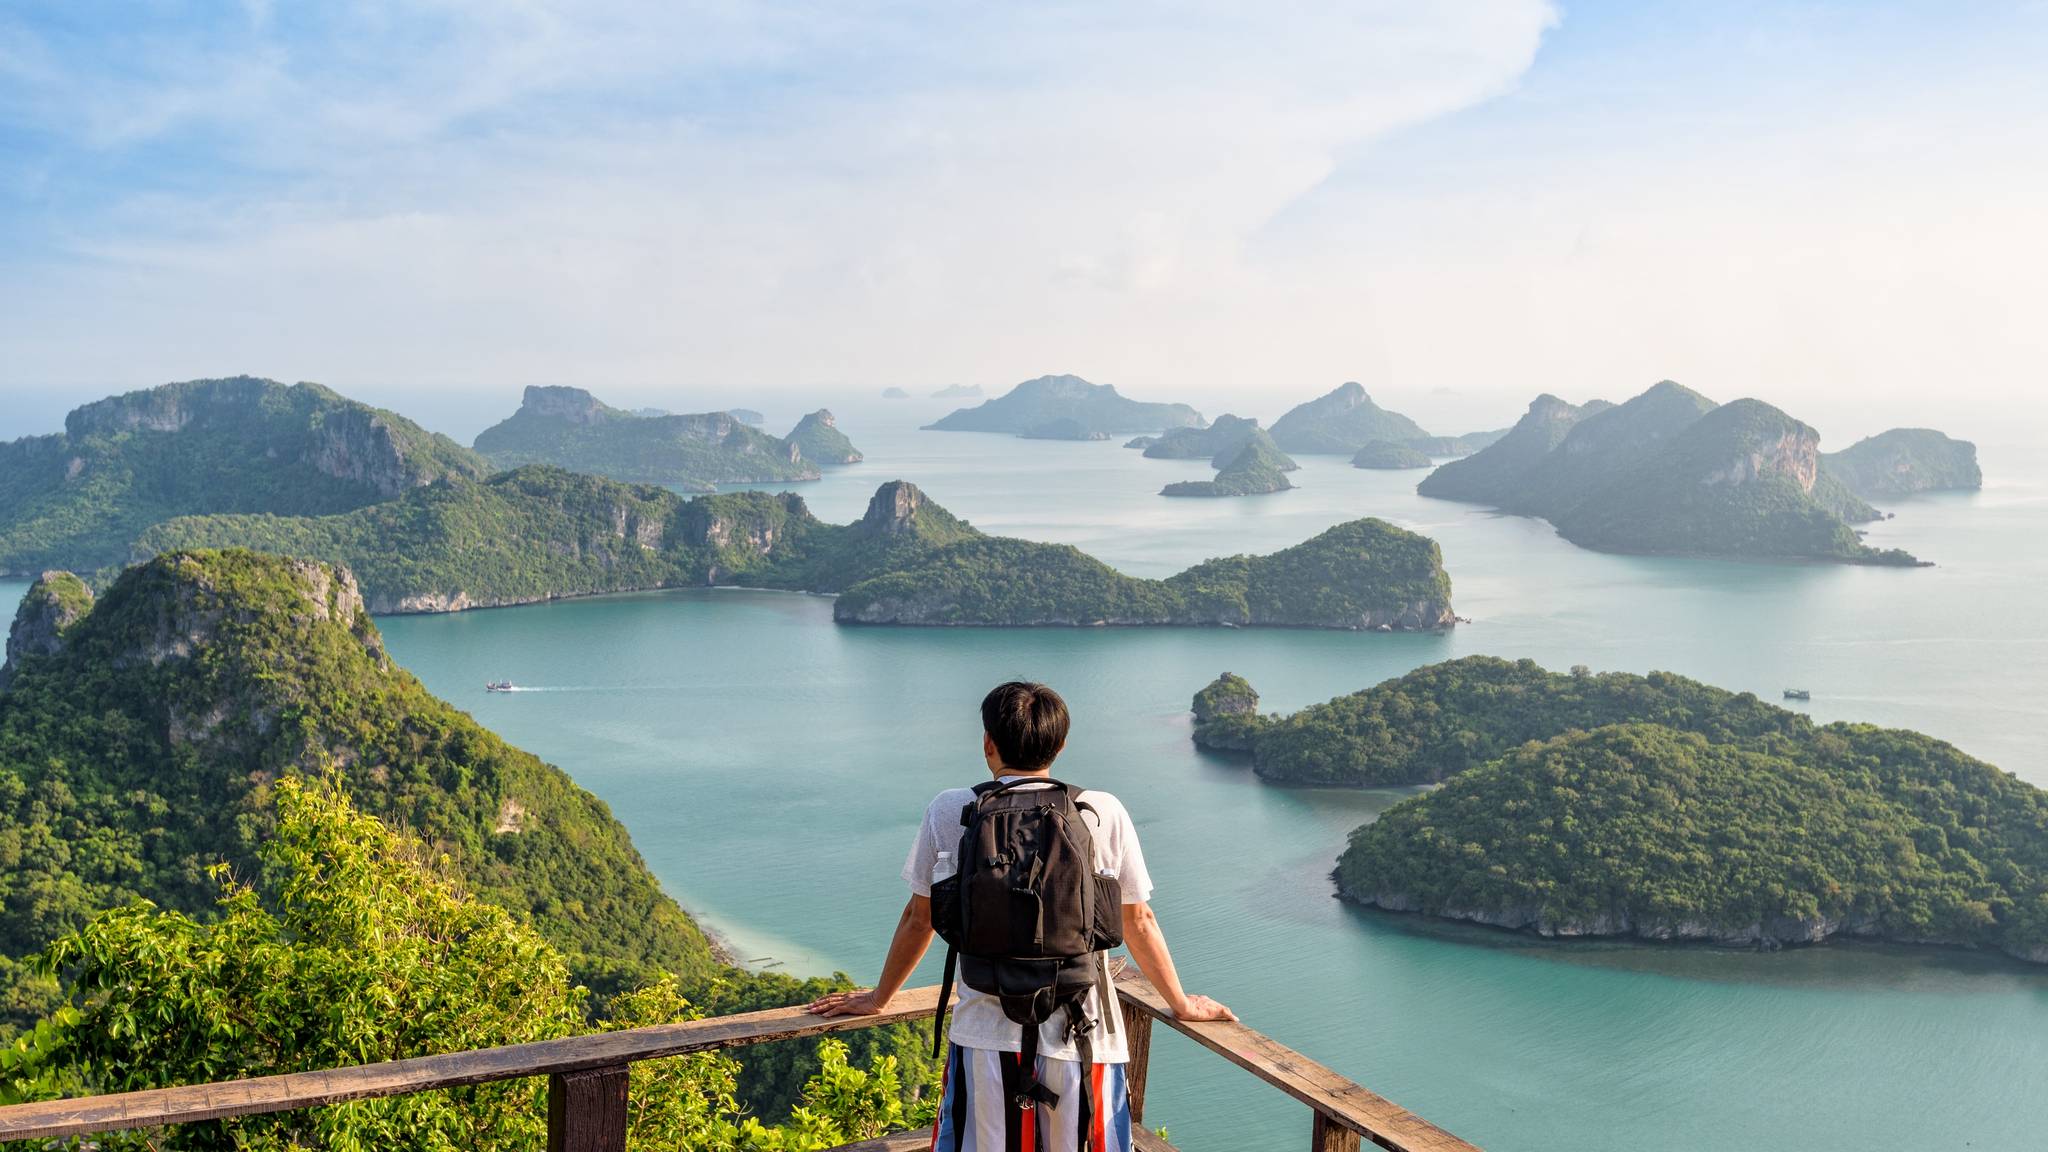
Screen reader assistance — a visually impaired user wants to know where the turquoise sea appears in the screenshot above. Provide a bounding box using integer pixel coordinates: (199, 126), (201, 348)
(5, 403), (2046, 1151)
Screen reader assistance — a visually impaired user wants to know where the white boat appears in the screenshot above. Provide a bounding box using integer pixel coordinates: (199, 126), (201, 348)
(1783, 688), (1811, 701)
(486, 680), (516, 693)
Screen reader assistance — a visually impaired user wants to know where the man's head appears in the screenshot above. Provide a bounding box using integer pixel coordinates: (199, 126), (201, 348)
(980, 681), (1070, 775)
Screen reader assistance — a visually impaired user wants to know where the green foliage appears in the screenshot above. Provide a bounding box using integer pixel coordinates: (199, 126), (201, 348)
(138, 472), (1454, 630)
(1189, 674), (1264, 752)
(473, 387), (817, 490)
(1338, 722), (2048, 959)
(1140, 415), (1261, 460)
(1160, 430), (1295, 498)
(784, 411), (863, 466)
(0, 549), (717, 1033)
(3, 785), (939, 1150)
(692, 971), (941, 1122)
(0, 377), (488, 576)
(1418, 394), (1598, 506)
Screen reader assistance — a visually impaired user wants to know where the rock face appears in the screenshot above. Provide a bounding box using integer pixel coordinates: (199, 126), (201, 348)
(1269, 382), (1430, 454)
(924, 374), (1206, 437)
(519, 385), (611, 425)
(1, 571), (94, 687)
(1823, 428), (1983, 500)
(858, 481), (930, 536)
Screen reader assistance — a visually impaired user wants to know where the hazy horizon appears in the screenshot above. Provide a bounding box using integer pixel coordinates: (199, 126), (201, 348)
(4, 2), (2045, 441)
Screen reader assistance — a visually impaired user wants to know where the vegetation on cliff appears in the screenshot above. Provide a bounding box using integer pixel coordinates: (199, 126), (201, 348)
(785, 410), (864, 465)
(0, 780), (934, 1148)
(1189, 657), (2048, 960)
(138, 471), (1455, 629)
(0, 377), (488, 576)
(1823, 428), (1983, 500)
(473, 386), (817, 490)
(923, 374), (1205, 437)
(0, 552), (937, 1118)
(1160, 430), (1297, 498)
(1419, 383), (1918, 564)
(1268, 382), (1429, 454)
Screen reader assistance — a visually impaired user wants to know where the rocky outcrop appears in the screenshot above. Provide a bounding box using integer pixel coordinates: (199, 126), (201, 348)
(858, 481), (929, 536)
(1704, 425), (1819, 493)
(1, 570), (94, 687)
(786, 409), (864, 465)
(1190, 673), (1265, 752)
(519, 385), (613, 425)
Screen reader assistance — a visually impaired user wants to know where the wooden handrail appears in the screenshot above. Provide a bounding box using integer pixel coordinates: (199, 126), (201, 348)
(0, 987), (943, 1142)
(0, 973), (1482, 1151)
(1113, 969), (1476, 1152)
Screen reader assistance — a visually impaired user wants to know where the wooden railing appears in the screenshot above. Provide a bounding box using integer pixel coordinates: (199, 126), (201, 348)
(0, 968), (1480, 1152)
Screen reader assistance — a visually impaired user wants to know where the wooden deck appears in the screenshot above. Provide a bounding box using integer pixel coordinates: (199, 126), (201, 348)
(0, 968), (1481, 1151)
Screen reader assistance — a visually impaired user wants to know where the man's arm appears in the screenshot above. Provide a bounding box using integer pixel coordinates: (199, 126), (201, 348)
(806, 894), (936, 1017)
(1122, 900), (1236, 1022)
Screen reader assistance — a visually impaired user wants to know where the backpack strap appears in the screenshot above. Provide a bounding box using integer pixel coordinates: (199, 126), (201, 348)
(931, 943), (958, 1058)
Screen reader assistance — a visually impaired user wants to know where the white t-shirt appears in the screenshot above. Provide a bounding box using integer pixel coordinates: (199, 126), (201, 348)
(902, 776), (1153, 1063)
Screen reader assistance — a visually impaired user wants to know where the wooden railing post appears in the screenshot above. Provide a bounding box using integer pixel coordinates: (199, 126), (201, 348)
(1312, 1110), (1361, 1152)
(1119, 997), (1153, 1126)
(548, 1064), (628, 1152)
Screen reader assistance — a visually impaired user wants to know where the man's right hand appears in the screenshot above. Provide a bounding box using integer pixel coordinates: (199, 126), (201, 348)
(1172, 993), (1237, 1022)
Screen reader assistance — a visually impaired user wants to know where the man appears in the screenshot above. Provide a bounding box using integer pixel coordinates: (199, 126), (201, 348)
(808, 680), (1234, 1152)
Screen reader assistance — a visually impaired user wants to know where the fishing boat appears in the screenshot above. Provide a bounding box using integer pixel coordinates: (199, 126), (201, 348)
(1783, 688), (1811, 701)
(485, 680), (516, 693)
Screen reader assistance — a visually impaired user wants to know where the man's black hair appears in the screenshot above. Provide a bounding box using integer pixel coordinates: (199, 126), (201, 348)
(981, 681), (1070, 772)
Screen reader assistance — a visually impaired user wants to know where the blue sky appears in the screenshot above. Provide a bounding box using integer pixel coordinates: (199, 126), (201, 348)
(2, 1), (2044, 439)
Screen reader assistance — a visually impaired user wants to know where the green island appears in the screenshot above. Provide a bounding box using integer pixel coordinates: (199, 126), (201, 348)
(1136, 413), (1263, 460)
(1268, 382), (1429, 454)
(0, 376), (489, 577)
(135, 469), (1457, 628)
(785, 409), (864, 465)
(1823, 428), (1983, 500)
(1190, 657), (2048, 961)
(1350, 441), (1433, 470)
(473, 386), (828, 490)
(1160, 429), (1298, 498)
(923, 374), (1206, 438)
(0, 552), (937, 1128)
(1419, 382), (1922, 564)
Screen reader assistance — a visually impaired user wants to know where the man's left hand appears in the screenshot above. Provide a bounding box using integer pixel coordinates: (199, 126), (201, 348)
(806, 988), (887, 1017)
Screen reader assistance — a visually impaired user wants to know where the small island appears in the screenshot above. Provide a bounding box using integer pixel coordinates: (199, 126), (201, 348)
(1190, 657), (2048, 964)
(0, 376), (488, 577)
(1161, 430), (1297, 498)
(1418, 381), (1925, 565)
(786, 408), (864, 464)
(1139, 414), (1262, 460)
(1268, 382), (1429, 454)
(1823, 428), (1983, 500)
(137, 471), (1457, 629)
(924, 373), (1206, 438)
(1350, 441), (1433, 469)
(880, 387), (911, 399)
(474, 386), (821, 491)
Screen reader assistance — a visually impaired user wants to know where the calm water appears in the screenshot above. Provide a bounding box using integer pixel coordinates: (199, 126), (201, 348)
(6, 406), (2047, 1150)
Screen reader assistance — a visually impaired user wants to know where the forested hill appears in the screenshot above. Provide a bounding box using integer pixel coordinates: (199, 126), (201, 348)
(1823, 428), (1983, 500)
(0, 551), (718, 1030)
(472, 385), (821, 489)
(137, 468), (1459, 629)
(1189, 657), (2048, 962)
(924, 374), (1207, 437)
(0, 376), (489, 577)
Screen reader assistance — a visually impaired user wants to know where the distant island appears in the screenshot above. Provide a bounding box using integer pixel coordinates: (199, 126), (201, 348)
(1191, 658), (2048, 964)
(786, 408), (864, 464)
(880, 387), (912, 399)
(0, 376), (489, 577)
(728, 407), (767, 426)
(1824, 428), (1982, 500)
(930, 384), (984, 399)
(473, 386), (856, 490)
(1351, 441), (1433, 470)
(134, 471), (1456, 629)
(924, 374), (1206, 438)
(1269, 382), (1429, 454)
(1161, 429), (1297, 497)
(1418, 381), (1923, 565)
(1138, 413), (1261, 460)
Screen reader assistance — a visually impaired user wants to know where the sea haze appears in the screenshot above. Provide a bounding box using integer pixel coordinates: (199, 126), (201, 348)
(4, 405), (2044, 1152)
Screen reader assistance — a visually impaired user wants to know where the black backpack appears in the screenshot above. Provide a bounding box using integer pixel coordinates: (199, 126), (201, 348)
(930, 778), (1124, 1138)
